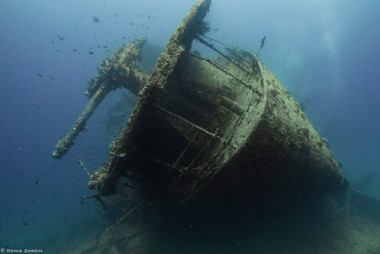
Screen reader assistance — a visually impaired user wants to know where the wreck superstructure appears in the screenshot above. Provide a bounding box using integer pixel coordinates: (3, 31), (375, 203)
(52, 1), (370, 253)
(71, 0), (346, 215)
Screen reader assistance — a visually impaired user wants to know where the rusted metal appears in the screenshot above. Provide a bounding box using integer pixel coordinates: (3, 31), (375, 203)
(84, 0), (347, 217)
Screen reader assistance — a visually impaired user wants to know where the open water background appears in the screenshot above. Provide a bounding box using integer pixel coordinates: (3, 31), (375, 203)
(1, 0), (379, 252)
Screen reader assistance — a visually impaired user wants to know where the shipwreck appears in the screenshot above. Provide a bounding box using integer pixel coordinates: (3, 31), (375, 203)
(52, 1), (380, 253)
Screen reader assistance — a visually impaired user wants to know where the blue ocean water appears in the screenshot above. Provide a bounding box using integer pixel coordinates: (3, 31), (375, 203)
(1, 0), (380, 253)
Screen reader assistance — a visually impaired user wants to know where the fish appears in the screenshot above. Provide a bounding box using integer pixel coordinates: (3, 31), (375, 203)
(89, 51), (94, 55)
(93, 16), (100, 23)
(260, 36), (266, 49)
(37, 73), (43, 77)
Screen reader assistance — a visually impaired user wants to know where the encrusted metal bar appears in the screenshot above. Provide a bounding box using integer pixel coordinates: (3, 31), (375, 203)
(52, 38), (147, 159)
(220, 96), (246, 115)
(52, 84), (109, 158)
(191, 53), (258, 92)
(85, 37), (148, 97)
(186, 128), (218, 170)
(196, 35), (250, 73)
(156, 106), (227, 144)
(173, 130), (200, 168)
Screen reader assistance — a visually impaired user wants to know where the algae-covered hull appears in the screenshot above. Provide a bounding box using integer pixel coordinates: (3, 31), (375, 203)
(82, 0), (347, 216)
